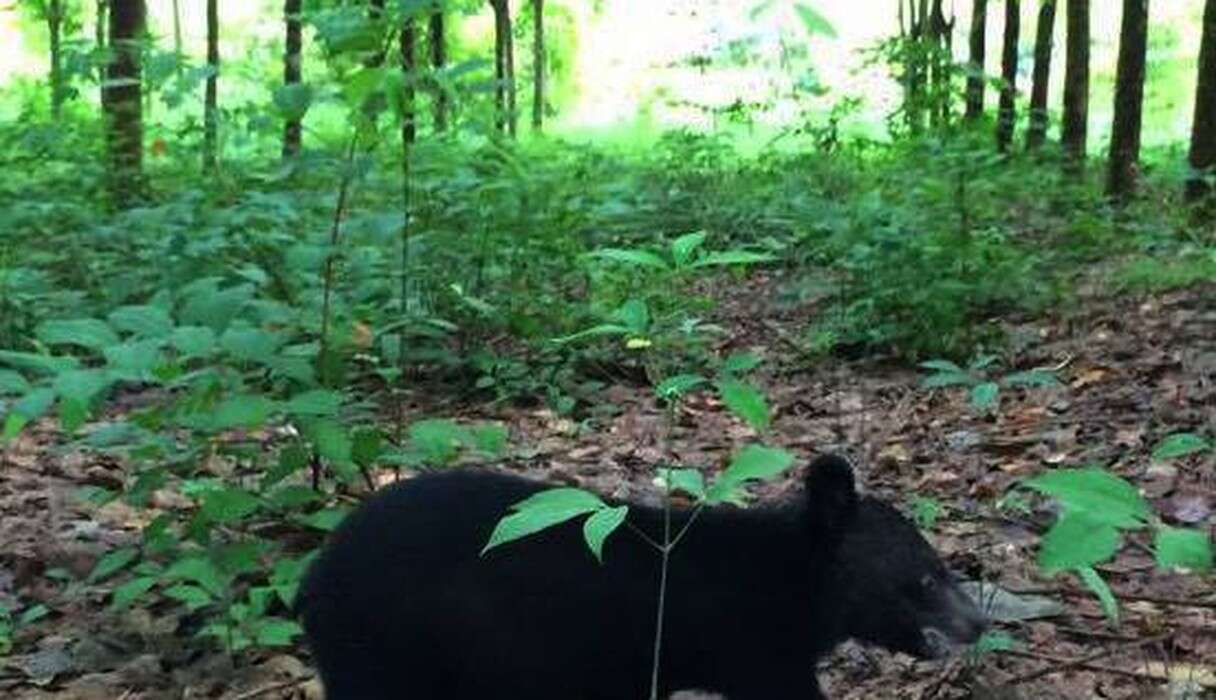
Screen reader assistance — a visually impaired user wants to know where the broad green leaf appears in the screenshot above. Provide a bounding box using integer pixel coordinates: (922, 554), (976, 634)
(104, 339), (164, 376)
(1038, 513), (1120, 573)
(708, 445), (796, 504)
(670, 231), (707, 268)
(273, 83), (314, 120)
(690, 251), (774, 268)
(52, 369), (111, 405)
(165, 556), (227, 597)
(471, 423), (508, 456)
(11, 388), (55, 421)
(1152, 433), (1211, 460)
(164, 584), (214, 611)
(107, 305), (174, 339)
(657, 468), (706, 500)
(0, 370), (30, 395)
(179, 283), (253, 332)
(410, 419), (469, 464)
(921, 372), (974, 388)
(111, 576), (157, 609)
(718, 379), (770, 431)
(200, 488), (260, 524)
(1002, 370), (1061, 388)
(220, 327), (283, 365)
(1154, 527), (1213, 571)
(209, 395), (277, 430)
(614, 299), (650, 334)
(1077, 566), (1119, 626)
(0, 350), (78, 375)
(583, 506), (628, 562)
(310, 420), (354, 467)
(88, 546), (140, 583)
(482, 488), (604, 554)
(656, 373), (707, 400)
(296, 507), (349, 532)
(285, 390), (344, 417)
(1024, 468), (1150, 529)
(587, 248), (669, 270)
(970, 382), (1000, 411)
(171, 326), (217, 358)
(554, 323), (630, 344)
(58, 397), (89, 434)
(36, 319), (119, 351)
(254, 617), (304, 646)
(721, 352), (762, 375)
(793, 2), (838, 37)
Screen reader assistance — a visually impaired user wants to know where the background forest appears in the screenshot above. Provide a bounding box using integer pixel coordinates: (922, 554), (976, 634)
(0, 0), (1214, 698)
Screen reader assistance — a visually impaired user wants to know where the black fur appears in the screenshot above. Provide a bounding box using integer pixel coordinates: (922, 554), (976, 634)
(299, 455), (986, 699)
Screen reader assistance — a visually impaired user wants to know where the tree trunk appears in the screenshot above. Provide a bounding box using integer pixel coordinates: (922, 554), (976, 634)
(927, 0), (953, 128)
(505, 1), (517, 137)
(1026, 0), (1057, 149)
(172, 0), (183, 68)
(429, 10), (447, 131)
(1061, 0), (1090, 168)
(282, 0), (303, 158)
(491, 0), (508, 134)
(48, 0), (65, 120)
(203, 0), (219, 172)
(965, 0), (987, 120)
(995, 0), (1020, 152)
(102, 0), (146, 207)
(96, 0), (107, 84)
(401, 18), (417, 148)
(1106, 0), (1149, 201)
(1186, 0), (1216, 202)
(532, 0), (544, 131)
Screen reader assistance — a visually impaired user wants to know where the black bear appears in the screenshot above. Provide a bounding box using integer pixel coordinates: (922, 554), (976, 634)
(298, 455), (987, 699)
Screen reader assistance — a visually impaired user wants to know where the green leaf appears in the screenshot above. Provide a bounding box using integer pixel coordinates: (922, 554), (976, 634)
(0, 350), (79, 375)
(721, 352), (762, 375)
(254, 617), (304, 647)
(165, 556), (228, 597)
(88, 547), (140, 583)
(111, 576), (157, 610)
(18, 604), (49, 626)
(708, 445), (795, 504)
(309, 420), (354, 469)
(587, 248), (669, 270)
(12, 388), (55, 421)
(553, 323), (631, 344)
(409, 419), (469, 464)
(1002, 370), (1061, 388)
(970, 382), (1000, 411)
(36, 319), (119, 351)
(0, 370), (31, 396)
(107, 305), (174, 339)
(689, 251), (774, 268)
(52, 369), (111, 405)
(614, 299), (651, 334)
(583, 506), (628, 562)
(717, 379), (770, 431)
(1154, 527), (1214, 572)
(482, 488), (604, 554)
(104, 339), (164, 376)
(273, 83), (314, 120)
(655, 373), (707, 400)
(285, 390), (344, 417)
(1023, 468), (1150, 529)
(296, 507), (349, 532)
(1077, 566), (1119, 626)
(199, 488), (260, 524)
(220, 327), (284, 365)
(793, 2), (838, 37)
(471, 423), (508, 456)
(171, 326), (217, 358)
(670, 231), (707, 268)
(1151, 433), (1211, 460)
(164, 584), (214, 611)
(657, 468), (706, 500)
(1038, 513), (1120, 573)
(209, 395), (278, 430)
(919, 359), (965, 374)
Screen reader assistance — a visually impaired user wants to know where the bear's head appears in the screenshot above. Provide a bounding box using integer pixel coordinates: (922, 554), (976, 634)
(805, 455), (989, 659)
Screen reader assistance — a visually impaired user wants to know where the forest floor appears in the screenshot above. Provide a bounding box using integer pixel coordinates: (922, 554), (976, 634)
(0, 272), (1213, 700)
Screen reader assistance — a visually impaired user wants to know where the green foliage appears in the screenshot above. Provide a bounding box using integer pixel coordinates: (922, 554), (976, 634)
(919, 355), (1060, 413)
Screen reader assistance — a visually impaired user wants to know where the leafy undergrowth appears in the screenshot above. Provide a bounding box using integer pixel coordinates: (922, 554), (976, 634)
(1, 271), (1213, 699)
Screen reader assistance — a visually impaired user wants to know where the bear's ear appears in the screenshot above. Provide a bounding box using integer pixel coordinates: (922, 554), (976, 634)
(804, 454), (859, 536)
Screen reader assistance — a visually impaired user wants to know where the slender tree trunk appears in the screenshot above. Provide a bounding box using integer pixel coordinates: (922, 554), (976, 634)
(429, 10), (447, 131)
(282, 0), (303, 158)
(398, 16), (418, 376)
(401, 19), (417, 148)
(103, 0), (146, 207)
(995, 0), (1020, 152)
(491, 0), (508, 134)
(1026, 0), (1057, 149)
(1186, 0), (1216, 202)
(1106, 0), (1149, 201)
(505, 2), (517, 137)
(96, 0), (108, 84)
(532, 0), (544, 131)
(203, 0), (219, 172)
(1061, 0), (1090, 169)
(927, 0), (952, 128)
(965, 0), (988, 120)
(48, 0), (65, 120)
(172, 0), (183, 67)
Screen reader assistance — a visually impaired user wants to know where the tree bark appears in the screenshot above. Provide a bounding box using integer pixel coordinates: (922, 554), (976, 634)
(965, 0), (988, 120)
(995, 0), (1020, 152)
(1026, 0), (1057, 150)
(490, 0), (510, 135)
(532, 0), (544, 131)
(505, 1), (517, 137)
(102, 0), (146, 207)
(171, 0), (183, 67)
(1106, 0), (1149, 201)
(1061, 0), (1090, 168)
(1186, 0), (1216, 202)
(283, 0), (303, 158)
(48, 0), (65, 120)
(429, 10), (447, 131)
(203, 0), (219, 172)
(96, 0), (107, 84)
(401, 18), (417, 148)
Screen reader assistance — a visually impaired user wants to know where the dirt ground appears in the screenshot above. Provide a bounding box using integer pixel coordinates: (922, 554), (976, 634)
(1, 276), (1213, 699)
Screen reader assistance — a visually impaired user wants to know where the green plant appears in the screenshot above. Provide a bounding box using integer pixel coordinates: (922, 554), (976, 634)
(1022, 467), (1214, 625)
(920, 356), (1061, 413)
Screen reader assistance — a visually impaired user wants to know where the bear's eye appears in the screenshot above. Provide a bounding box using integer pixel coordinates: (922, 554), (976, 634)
(920, 574), (937, 591)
